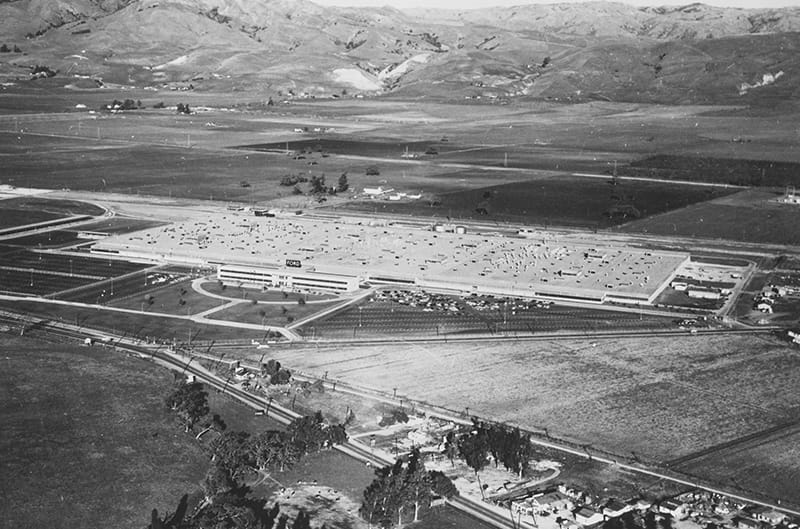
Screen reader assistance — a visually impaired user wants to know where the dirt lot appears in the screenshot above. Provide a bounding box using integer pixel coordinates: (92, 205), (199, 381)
(253, 332), (800, 506)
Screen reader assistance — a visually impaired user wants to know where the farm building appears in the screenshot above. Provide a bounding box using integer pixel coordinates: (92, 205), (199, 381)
(92, 212), (689, 304)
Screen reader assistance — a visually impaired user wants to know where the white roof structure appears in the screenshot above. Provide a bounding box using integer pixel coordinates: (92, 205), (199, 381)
(93, 213), (689, 304)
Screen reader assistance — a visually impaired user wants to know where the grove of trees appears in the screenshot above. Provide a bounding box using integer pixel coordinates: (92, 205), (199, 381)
(359, 448), (458, 528)
(455, 419), (535, 499)
(159, 380), (348, 529)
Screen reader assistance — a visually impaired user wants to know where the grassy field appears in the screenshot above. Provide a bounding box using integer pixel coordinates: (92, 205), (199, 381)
(0, 196), (105, 230)
(339, 173), (735, 228)
(4, 229), (84, 248)
(0, 333), (384, 529)
(618, 189), (800, 245)
(254, 332), (800, 507)
(0, 335), (209, 529)
(202, 281), (337, 302)
(2, 95), (798, 243)
(207, 299), (340, 326)
(108, 278), (223, 316)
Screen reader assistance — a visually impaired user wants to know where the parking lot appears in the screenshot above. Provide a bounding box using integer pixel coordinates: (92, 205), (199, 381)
(300, 288), (676, 338)
(0, 245), (151, 297)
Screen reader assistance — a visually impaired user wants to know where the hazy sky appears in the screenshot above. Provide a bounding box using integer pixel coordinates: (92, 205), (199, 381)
(315, 0), (798, 9)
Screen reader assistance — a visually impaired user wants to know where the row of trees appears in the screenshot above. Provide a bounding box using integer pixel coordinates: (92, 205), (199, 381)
(0, 44), (22, 53)
(360, 448), (458, 528)
(283, 173), (349, 198)
(446, 419), (535, 498)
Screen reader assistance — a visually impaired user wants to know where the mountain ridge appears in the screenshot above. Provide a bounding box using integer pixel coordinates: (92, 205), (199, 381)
(1, 0), (799, 105)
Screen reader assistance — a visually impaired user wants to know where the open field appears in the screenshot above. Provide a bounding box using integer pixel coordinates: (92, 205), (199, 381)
(0, 335), (209, 529)
(1, 95), (799, 243)
(671, 425), (800, 506)
(340, 173), (733, 227)
(0, 332), (384, 529)
(257, 332), (800, 507)
(70, 216), (166, 234)
(618, 189), (800, 245)
(0, 196), (104, 229)
(628, 154), (800, 187)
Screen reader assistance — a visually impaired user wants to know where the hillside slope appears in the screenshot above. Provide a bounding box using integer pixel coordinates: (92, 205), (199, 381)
(1, 0), (799, 104)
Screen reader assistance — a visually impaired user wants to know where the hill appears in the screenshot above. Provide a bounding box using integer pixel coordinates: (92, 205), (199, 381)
(1, 0), (800, 104)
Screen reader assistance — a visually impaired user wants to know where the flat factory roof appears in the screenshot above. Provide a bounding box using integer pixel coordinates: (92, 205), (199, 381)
(95, 213), (689, 301)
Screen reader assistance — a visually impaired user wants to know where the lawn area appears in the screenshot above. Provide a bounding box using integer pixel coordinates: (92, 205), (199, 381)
(202, 281), (338, 303)
(207, 299), (341, 326)
(109, 278), (224, 316)
(0, 335), (208, 529)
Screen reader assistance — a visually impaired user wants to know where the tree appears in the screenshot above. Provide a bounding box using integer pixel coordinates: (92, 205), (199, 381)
(292, 509), (312, 529)
(405, 449), (432, 522)
(337, 173), (349, 193)
(359, 451), (455, 528)
(261, 359), (281, 377)
(287, 412), (328, 454)
(253, 430), (300, 472)
(443, 431), (458, 467)
(165, 380), (209, 432)
(176, 103), (191, 114)
(201, 463), (237, 504)
(457, 426), (490, 499)
(429, 470), (458, 500)
(310, 174), (326, 195)
(0, 44), (9, 53)
(271, 368), (292, 385)
(210, 430), (256, 479)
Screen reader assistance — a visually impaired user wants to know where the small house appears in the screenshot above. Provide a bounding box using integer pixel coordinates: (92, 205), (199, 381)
(659, 499), (689, 520)
(603, 499), (632, 518)
(575, 507), (604, 526)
